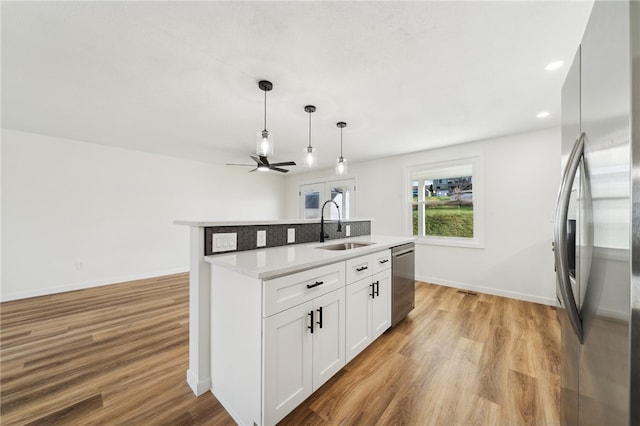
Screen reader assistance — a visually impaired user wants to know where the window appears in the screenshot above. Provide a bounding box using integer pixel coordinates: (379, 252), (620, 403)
(301, 183), (323, 219)
(328, 185), (349, 219)
(407, 156), (483, 248)
(299, 178), (356, 220)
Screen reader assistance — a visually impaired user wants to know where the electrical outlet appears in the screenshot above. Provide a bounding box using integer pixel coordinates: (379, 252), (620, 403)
(287, 228), (295, 243)
(257, 230), (267, 247)
(346, 225), (351, 237)
(212, 233), (237, 252)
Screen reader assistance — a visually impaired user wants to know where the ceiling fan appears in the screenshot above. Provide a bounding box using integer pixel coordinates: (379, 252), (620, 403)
(227, 155), (296, 173)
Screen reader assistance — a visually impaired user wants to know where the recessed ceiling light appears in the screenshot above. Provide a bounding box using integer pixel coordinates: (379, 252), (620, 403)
(545, 60), (564, 71)
(537, 111), (550, 118)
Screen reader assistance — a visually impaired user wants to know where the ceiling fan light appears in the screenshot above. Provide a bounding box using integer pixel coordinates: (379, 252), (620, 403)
(257, 130), (274, 157)
(304, 146), (316, 168)
(335, 157), (348, 175)
(257, 164), (270, 172)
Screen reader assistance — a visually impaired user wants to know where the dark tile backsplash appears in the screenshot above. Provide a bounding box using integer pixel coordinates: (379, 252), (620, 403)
(205, 221), (371, 255)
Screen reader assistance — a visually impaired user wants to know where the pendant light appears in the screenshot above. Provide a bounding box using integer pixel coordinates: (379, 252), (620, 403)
(335, 121), (348, 175)
(256, 80), (274, 157)
(303, 105), (317, 168)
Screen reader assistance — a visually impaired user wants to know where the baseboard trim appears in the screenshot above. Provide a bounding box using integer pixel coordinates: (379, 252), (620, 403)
(416, 274), (557, 306)
(186, 368), (211, 397)
(0, 267), (189, 302)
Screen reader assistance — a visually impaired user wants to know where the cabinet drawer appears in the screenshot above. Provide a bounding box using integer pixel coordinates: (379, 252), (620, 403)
(264, 263), (346, 317)
(345, 254), (373, 284)
(371, 250), (391, 274)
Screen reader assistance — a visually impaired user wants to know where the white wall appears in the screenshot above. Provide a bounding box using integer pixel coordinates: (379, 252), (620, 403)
(285, 128), (560, 305)
(1, 129), (285, 301)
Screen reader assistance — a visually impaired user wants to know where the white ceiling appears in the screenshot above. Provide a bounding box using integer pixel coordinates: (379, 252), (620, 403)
(1, 1), (593, 173)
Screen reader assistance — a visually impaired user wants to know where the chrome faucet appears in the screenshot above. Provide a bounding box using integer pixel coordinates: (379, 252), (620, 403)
(320, 200), (343, 242)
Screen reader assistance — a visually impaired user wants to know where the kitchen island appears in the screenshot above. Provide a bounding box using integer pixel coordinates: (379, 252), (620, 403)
(175, 218), (411, 425)
(205, 235), (413, 425)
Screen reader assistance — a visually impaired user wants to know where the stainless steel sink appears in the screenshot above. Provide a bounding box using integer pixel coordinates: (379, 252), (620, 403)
(316, 242), (374, 251)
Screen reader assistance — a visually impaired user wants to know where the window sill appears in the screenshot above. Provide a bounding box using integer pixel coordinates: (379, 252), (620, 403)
(414, 236), (484, 249)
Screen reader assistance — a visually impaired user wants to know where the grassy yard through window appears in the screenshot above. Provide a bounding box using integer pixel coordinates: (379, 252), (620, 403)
(412, 198), (473, 238)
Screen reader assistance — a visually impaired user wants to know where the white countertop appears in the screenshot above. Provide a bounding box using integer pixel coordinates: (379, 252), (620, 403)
(204, 235), (414, 280)
(175, 218), (373, 227)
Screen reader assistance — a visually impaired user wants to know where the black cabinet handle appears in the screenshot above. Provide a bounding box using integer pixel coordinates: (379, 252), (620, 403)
(379, 259), (389, 264)
(356, 266), (369, 272)
(370, 283), (375, 299)
(308, 310), (314, 333)
(306, 281), (324, 289)
(317, 306), (323, 329)
(374, 280), (380, 297)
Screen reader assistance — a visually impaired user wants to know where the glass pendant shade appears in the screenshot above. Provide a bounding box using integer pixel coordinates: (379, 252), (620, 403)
(304, 146), (316, 168)
(256, 130), (274, 157)
(335, 157), (348, 175)
(303, 105), (317, 168)
(256, 80), (274, 157)
(335, 121), (348, 175)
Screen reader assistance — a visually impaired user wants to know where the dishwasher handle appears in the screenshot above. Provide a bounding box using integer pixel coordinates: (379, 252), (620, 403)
(393, 249), (414, 258)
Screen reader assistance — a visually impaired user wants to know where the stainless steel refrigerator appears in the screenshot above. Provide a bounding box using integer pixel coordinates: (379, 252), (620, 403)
(554, 1), (639, 425)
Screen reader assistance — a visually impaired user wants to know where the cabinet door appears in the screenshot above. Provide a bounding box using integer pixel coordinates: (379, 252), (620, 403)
(345, 278), (373, 363)
(263, 301), (313, 426)
(312, 288), (345, 391)
(371, 270), (392, 341)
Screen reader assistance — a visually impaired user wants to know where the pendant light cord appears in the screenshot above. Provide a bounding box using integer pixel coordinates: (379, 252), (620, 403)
(308, 111), (312, 149)
(340, 126), (343, 158)
(263, 89), (267, 131)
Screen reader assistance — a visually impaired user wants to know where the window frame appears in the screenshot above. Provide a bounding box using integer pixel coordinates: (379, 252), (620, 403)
(299, 177), (356, 220)
(405, 155), (484, 249)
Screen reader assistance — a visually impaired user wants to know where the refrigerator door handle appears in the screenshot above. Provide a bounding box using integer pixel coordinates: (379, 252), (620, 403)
(554, 132), (585, 343)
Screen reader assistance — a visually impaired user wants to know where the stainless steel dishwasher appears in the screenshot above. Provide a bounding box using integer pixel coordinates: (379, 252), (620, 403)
(391, 243), (415, 326)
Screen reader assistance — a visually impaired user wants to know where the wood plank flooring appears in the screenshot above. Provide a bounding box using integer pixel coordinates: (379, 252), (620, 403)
(0, 274), (560, 425)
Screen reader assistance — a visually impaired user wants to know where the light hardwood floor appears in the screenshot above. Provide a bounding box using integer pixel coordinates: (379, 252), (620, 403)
(0, 274), (560, 425)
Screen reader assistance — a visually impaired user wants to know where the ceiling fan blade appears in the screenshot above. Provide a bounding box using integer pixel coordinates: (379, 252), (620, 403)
(269, 161), (296, 167)
(249, 155), (265, 166)
(271, 167), (290, 173)
(259, 155), (270, 166)
(226, 163), (255, 167)
(248, 168), (258, 173)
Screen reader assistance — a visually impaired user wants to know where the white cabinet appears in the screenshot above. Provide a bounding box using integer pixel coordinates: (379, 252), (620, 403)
(345, 277), (373, 361)
(263, 262), (345, 317)
(312, 289), (346, 389)
(209, 248), (391, 426)
(263, 288), (345, 426)
(371, 250), (392, 275)
(263, 283), (345, 426)
(345, 270), (391, 362)
(345, 254), (374, 283)
(370, 270), (391, 340)
(345, 251), (392, 363)
(264, 301), (313, 425)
